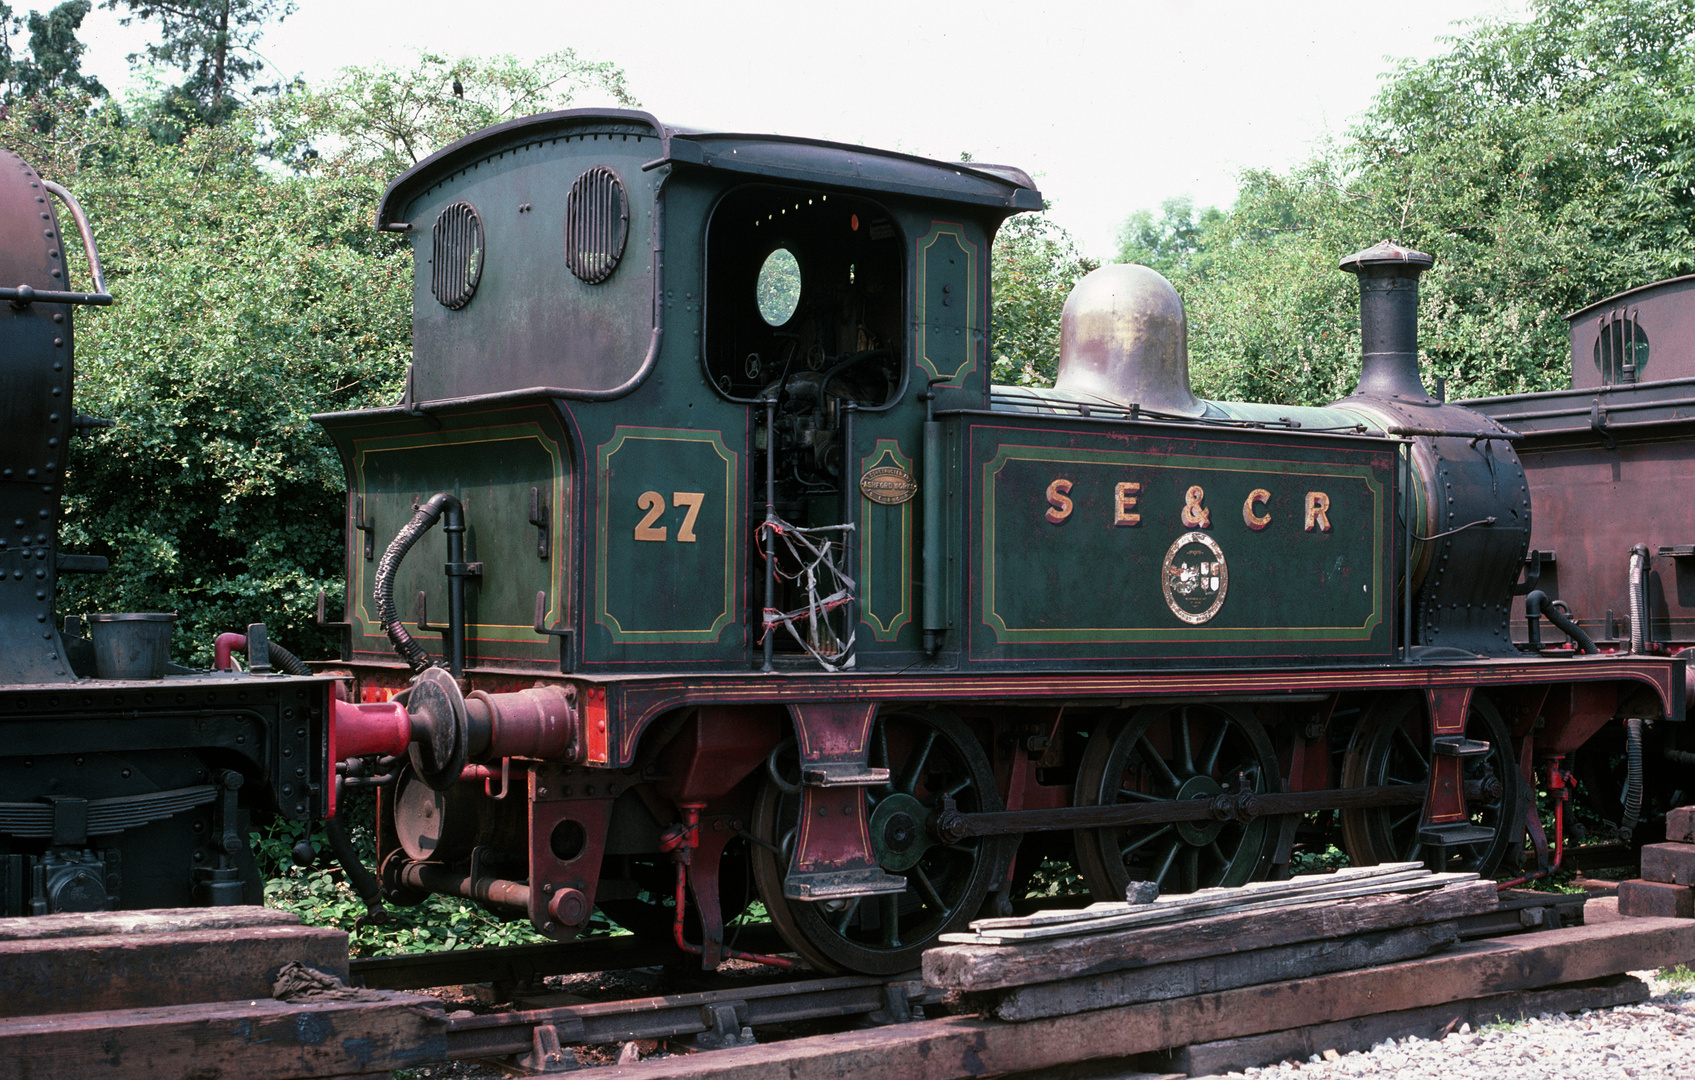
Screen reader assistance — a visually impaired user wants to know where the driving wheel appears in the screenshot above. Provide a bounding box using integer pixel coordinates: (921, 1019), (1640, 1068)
(748, 707), (1006, 974)
(1073, 702), (1279, 901)
(1340, 693), (1519, 875)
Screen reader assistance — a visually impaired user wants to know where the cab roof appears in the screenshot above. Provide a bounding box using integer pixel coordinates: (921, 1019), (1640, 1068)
(375, 108), (1044, 228)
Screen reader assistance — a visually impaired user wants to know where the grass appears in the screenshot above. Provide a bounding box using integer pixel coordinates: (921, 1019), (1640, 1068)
(1658, 964), (1695, 991)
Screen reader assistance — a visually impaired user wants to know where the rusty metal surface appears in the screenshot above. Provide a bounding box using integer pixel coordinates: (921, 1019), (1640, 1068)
(1512, 431), (1695, 649)
(0, 149), (77, 684)
(1567, 275), (1695, 390)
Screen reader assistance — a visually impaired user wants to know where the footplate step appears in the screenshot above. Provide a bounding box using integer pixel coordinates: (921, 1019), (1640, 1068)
(1431, 736), (1491, 758)
(802, 763), (892, 787)
(1417, 823), (1497, 846)
(783, 866), (907, 900)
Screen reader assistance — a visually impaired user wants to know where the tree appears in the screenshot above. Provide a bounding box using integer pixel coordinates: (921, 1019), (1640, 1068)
(1179, 152), (1375, 406)
(102, 0), (293, 118)
(13, 0), (104, 98)
(5, 52), (638, 664)
(1146, 0), (1695, 407)
(1348, 0), (1695, 398)
(4, 100), (410, 664)
(1116, 197), (1223, 279)
(989, 210), (1097, 386)
(271, 50), (638, 179)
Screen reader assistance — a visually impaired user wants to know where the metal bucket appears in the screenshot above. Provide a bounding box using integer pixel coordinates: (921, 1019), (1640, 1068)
(86, 612), (176, 680)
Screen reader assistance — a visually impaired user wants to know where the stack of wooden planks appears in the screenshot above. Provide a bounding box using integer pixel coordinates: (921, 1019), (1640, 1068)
(938, 862), (1475, 947)
(927, 867), (1498, 1022)
(0, 906), (445, 1079)
(1619, 805), (1695, 917)
(598, 887), (1692, 1080)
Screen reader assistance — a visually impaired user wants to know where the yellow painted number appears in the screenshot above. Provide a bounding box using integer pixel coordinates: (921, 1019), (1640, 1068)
(634, 491), (707, 543)
(672, 492), (704, 543)
(634, 491), (667, 541)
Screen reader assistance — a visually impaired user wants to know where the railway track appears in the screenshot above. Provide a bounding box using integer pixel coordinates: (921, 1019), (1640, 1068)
(330, 889), (1585, 1073)
(0, 887), (1672, 1079)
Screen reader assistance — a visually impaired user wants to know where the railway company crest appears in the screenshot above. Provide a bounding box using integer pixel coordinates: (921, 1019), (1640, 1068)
(1162, 531), (1228, 625)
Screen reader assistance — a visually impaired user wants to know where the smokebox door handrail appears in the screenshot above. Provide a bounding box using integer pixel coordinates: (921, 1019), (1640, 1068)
(1, 180), (114, 308)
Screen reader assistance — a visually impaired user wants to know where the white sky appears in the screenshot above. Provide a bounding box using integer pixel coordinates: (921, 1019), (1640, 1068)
(65, 0), (1524, 260)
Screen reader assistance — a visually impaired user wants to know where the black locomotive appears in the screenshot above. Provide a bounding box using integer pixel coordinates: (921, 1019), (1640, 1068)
(0, 147), (344, 914)
(0, 112), (1685, 979)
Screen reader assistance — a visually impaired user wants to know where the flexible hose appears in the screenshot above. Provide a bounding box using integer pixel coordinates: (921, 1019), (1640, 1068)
(374, 493), (457, 673)
(1621, 717), (1644, 841)
(265, 640), (312, 677)
(323, 816), (386, 920)
(1629, 545), (1649, 654)
(1524, 590), (1599, 654)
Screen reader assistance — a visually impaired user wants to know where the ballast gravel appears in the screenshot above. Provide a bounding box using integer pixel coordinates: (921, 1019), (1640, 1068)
(1197, 972), (1695, 1080)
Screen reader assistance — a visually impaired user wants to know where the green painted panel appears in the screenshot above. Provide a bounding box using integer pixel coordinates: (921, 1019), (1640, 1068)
(857, 439), (914, 641)
(915, 222), (980, 385)
(595, 426), (740, 644)
(349, 418), (568, 665)
(963, 417), (1395, 662)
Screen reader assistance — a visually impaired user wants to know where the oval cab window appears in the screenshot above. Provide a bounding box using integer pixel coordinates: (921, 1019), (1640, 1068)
(756, 248), (801, 326)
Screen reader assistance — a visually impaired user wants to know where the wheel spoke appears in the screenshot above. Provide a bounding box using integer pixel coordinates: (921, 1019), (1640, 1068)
(1200, 721), (1229, 776)
(1117, 787), (1164, 802)
(873, 723), (892, 795)
(1121, 824), (1174, 858)
(911, 865), (948, 915)
(753, 708), (1001, 972)
(1207, 840), (1228, 867)
(898, 730), (937, 794)
(1152, 838), (1183, 889)
(1390, 810), (1420, 830)
(1182, 846), (1200, 893)
(1177, 710), (1195, 775)
(880, 894), (901, 948)
(1138, 735), (1180, 792)
(831, 897), (862, 935)
(1392, 726), (1429, 773)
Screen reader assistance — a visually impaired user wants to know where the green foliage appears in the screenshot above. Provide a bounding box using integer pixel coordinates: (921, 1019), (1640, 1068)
(989, 210), (1097, 386)
(1116, 196), (1223, 279)
(1350, 0), (1695, 399)
(1103, 0), (1695, 408)
(1289, 843), (1352, 874)
(14, 0), (104, 100)
(1660, 964), (1695, 990)
(1018, 854), (1088, 899)
(6, 100), (411, 665)
(269, 50), (638, 179)
(1181, 152), (1374, 407)
(755, 248), (800, 327)
(254, 796), (583, 956)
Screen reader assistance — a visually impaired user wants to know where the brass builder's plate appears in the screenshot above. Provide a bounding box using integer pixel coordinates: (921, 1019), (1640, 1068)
(860, 466), (917, 505)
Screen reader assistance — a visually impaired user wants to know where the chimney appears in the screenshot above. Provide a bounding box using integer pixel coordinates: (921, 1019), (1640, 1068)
(1340, 241), (1435, 402)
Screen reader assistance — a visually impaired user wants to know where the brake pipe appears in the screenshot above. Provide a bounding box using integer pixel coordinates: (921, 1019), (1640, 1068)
(1498, 754), (1570, 890)
(665, 802), (794, 969)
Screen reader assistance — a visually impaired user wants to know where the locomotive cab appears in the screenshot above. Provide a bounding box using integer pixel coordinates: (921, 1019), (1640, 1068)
(317, 109), (1045, 675)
